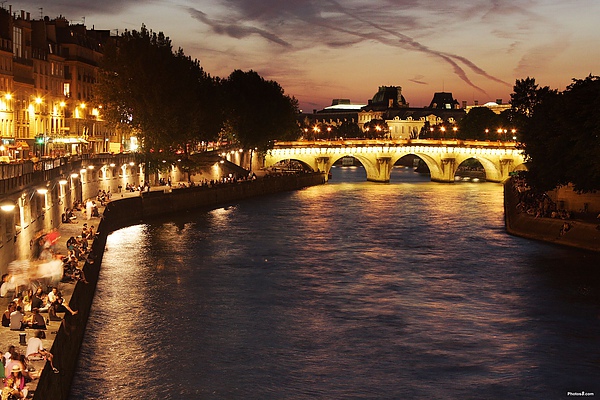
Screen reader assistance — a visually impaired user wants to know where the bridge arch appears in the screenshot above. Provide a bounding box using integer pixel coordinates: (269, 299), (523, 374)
(264, 140), (525, 183)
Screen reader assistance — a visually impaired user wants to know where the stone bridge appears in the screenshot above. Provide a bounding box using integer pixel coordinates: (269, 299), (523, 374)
(264, 139), (526, 183)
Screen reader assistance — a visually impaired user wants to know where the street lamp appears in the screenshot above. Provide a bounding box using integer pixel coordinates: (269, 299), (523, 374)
(0, 201), (16, 212)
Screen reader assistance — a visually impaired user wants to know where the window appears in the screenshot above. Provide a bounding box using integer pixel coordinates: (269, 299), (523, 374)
(13, 27), (23, 58)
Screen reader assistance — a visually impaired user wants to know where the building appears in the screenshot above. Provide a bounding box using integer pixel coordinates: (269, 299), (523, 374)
(0, 6), (117, 160)
(464, 100), (511, 115)
(300, 86), (466, 140)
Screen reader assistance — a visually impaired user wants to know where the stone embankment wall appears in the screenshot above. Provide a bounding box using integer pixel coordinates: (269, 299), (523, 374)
(504, 180), (600, 253)
(33, 172), (326, 399)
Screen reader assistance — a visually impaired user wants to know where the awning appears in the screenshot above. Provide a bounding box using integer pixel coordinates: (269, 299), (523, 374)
(51, 138), (88, 144)
(6, 141), (29, 150)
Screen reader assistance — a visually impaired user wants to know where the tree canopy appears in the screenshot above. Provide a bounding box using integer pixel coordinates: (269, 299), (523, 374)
(363, 119), (389, 138)
(221, 70), (300, 152)
(516, 75), (600, 192)
(95, 27), (300, 168)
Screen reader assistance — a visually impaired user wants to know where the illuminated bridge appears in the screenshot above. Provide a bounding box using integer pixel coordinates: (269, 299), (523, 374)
(265, 139), (526, 183)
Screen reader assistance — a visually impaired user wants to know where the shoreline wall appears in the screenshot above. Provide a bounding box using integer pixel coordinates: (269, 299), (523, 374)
(504, 180), (600, 253)
(33, 172), (326, 399)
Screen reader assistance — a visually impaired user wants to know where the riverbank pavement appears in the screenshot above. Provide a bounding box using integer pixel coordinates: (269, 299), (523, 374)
(0, 185), (170, 398)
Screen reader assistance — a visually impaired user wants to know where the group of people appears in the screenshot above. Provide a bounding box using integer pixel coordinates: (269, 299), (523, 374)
(0, 285), (70, 398)
(1, 330), (59, 399)
(2, 287), (77, 331)
(122, 182), (150, 193)
(513, 176), (568, 220)
(96, 189), (111, 206)
(62, 222), (94, 284)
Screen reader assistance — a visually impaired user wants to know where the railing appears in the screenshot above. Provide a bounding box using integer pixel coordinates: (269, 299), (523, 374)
(0, 153), (136, 196)
(273, 138), (518, 149)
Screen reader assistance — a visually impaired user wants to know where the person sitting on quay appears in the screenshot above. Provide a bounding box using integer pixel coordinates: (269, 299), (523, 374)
(48, 293), (78, 321)
(86, 225), (96, 240)
(0, 274), (16, 299)
(23, 308), (46, 330)
(9, 306), (25, 331)
(2, 301), (15, 327)
(77, 235), (88, 255)
(71, 265), (88, 284)
(30, 288), (49, 313)
(4, 349), (35, 382)
(26, 330), (58, 374)
(3, 345), (15, 366)
(47, 287), (58, 304)
(66, 236), (78, 252)
(17, 289), (32, 313)
(3, 369), (28, 399)
(81, 223), (89, 238)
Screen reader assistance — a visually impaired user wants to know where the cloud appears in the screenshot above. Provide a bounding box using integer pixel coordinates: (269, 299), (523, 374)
(186, 7), (291, 47)
(185, 0), (517, 94)
(408, 75), (428, 85)
(513, 39), (570, 78)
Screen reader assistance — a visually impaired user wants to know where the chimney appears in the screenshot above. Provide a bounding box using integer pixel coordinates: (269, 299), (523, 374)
(27, 12), (30, 21)
(461, 101), (467, 109)
(496, 99), (502, 105)
(474, 100), (479, 106)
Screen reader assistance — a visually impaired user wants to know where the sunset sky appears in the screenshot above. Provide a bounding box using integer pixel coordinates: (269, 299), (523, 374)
(11, 0), (600, 111)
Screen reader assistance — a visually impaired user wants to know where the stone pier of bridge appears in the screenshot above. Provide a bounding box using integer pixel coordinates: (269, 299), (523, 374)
(264, 139), (526, 183)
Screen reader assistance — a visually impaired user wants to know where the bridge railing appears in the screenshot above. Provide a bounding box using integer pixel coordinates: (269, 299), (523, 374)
(273, 139), (518, 149)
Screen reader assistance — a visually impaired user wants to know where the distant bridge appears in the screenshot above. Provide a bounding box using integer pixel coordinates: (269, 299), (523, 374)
(265, 139), (526, 183)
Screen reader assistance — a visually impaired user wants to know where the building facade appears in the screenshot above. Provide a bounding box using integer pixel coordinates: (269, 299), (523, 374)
(0, 6), (116, 161)
(301, 86), (466, 140)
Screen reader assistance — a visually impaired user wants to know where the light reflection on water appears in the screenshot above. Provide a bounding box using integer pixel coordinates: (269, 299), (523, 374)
(69, 167), (600, 399)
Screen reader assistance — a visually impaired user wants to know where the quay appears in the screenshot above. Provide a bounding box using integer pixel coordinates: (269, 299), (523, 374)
(504, 179), (600, 253)
(1, 166), (326, 399)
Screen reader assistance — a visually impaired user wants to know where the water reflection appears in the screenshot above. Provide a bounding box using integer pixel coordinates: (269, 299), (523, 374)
(70, 168), (600, 399)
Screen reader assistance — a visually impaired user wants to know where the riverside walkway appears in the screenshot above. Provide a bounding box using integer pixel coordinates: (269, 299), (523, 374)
(0, 186), (165, 398)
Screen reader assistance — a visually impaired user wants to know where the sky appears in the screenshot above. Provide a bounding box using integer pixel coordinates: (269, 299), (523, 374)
(10, 0), (600, 112)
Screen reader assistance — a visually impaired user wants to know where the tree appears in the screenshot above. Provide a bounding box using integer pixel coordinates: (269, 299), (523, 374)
(363, 119), (389, 138)
(458, 107), (500, 140)
(96, 26), (223, 181)
(337, 121), (361, 139)
(509, 77), (556, 131)
(221, 70), (300, 152)
(520, 75), (600, 192)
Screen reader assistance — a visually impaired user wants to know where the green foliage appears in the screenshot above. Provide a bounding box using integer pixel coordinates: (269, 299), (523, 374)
(458, 107), (499, 140)
(457, 108), (515, 140)
(519, 75), (600, 192)
(337, 121), (362, 139)
(221, 70), (300, 151)
(96, 26), (223, 157)
(509, 77), (557, 132)
(363, 119), (389, 138)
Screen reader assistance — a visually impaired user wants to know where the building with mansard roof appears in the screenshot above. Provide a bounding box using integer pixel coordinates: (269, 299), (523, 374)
(0, 6), (118, 160)
(301, 86), (466, 139)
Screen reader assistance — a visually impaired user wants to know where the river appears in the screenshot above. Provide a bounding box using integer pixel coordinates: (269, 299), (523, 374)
(69, 167), (600, 399)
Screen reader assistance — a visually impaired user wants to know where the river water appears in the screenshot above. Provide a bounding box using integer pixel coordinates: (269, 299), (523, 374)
(69, 167), (600, 399)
